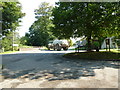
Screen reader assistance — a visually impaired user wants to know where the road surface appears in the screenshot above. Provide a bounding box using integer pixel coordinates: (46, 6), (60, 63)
(0, 50), (119, 88)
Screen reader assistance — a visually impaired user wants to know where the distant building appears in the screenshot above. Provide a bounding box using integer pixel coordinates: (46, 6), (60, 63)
(101, 37), (118, 49)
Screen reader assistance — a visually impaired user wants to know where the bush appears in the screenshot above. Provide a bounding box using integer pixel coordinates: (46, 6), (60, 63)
(2, 37), (12, 51)
(93, 41), (100, 52)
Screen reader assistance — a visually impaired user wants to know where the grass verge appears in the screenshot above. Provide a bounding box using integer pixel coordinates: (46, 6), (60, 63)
(0, 51), (18, 54)
(63, 50), (120, 61)
(20, 45), (33, 48)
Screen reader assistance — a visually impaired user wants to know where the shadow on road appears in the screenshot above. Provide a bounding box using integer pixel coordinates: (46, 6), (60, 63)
(1, 52), (120, 81)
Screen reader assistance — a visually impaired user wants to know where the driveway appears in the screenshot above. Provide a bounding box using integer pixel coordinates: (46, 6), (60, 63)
(0, 50), (119, 88)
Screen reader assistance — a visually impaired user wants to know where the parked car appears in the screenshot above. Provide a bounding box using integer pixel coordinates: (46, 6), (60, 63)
(47, 41), (54, 50)
(75, 40), (87, 48)
(47, 39), (70, 51)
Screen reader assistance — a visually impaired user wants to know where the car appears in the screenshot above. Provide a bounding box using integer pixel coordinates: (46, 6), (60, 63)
(47, 39), (70, 51)
(47, 41), (54, 50)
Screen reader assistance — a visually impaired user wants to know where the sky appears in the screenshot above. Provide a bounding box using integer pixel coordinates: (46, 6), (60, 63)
(18, 0), (59, 37)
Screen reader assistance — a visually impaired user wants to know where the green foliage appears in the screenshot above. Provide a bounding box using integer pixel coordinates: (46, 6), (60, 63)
(2, 31), (20, 51)
(1, 2), (25, 36)
(68, 39), (73, 46)
(1, 2), (25, 51)
(52, 2), (120, 50)
(93, 41), (100, 48)
(26, 2), (55, 46)
(2, 36), (12, 51)
(20, 35), (29, 45)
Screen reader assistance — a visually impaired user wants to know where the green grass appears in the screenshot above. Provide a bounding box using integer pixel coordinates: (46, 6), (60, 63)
(63, 50), (120, 60)
(110, 49), (120, 53)
(0, 51), (18, 54)
(68, 48), (86, 50)
(20, 45), (33, 48)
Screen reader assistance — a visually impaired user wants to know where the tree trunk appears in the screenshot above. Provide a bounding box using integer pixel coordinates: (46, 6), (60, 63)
(87, 36), (92, 52)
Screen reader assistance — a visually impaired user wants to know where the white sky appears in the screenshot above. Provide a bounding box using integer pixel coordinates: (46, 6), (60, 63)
(18, 0), (59, 37)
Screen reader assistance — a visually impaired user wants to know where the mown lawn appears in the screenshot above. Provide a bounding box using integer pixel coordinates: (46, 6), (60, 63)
(63, 50), (120, 60)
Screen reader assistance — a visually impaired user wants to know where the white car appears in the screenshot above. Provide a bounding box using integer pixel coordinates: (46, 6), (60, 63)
(48, 39), (69, 51)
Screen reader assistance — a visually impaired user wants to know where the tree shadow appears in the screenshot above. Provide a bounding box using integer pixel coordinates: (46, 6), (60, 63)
(1, 52), (120, 81)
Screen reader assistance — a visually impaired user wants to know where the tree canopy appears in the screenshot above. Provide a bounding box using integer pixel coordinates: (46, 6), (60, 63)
(52, 2), (120, 50)
(1, 2), (25, 36)
(25, 2), (55, 46)
(0, 2), (24, 51)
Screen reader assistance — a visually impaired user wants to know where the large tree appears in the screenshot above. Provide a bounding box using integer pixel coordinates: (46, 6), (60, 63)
(52, 2), (120, 51)
(26, 2), (55, 46)
(1, 2), (25, 36)
(0, 2), (25, 51)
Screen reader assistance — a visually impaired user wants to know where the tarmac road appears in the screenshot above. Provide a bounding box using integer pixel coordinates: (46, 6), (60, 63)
(2, 50), (75, 71)
(0, 50), (119, 88)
